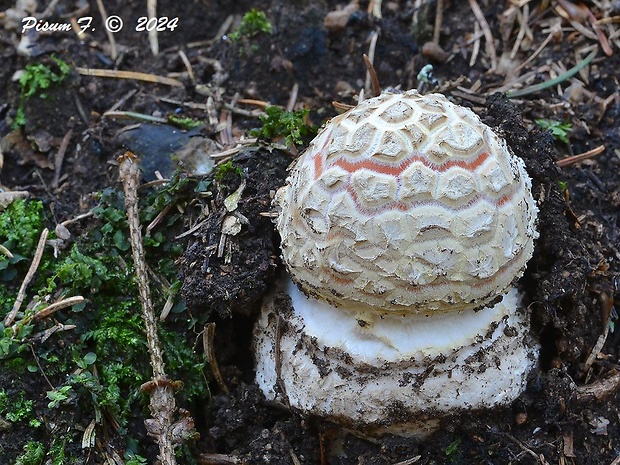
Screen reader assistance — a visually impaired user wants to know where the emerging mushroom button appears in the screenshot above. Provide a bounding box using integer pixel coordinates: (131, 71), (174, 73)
(254, 90), (539, 437)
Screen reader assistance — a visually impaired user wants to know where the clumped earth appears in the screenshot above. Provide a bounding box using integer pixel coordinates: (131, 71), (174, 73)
(1, 0), (619, 464)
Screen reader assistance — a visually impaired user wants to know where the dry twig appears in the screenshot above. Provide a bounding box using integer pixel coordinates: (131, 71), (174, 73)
(364, 32), (380, 96)
(76, 67), (183, 87)
(178, 50), (195, 84)
(510, 4), (529, 60)
(433, 0), (444, 44)
(203, 323), (229, 394)
(147, 0), (159, 55)
(468, 0), (498, 71)
(31, 296), (85, 322)
(95, 0), (117, 60)
(577, 371), (620, 402)
(367, 0), (382, 19)
(363, 53), (381, 97)
(557, 144), (605, 167)
(118, 152), (196, 465)
(0, 244), (13, 259)
(470, 21), (481, 67)
(581, 291), (614, 379)
(393, 456), (422, 465)
(60, 211), (95, 228)
(106, 89), (139, 113)
(53, 129), (73, 189)
(514, 21), (559, 73)
(196, 453), (241, 465)
(286, 83), (299, 112)
(5, 228), (49, 326)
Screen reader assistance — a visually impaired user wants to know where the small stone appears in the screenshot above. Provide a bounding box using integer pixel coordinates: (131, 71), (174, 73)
(515, 412), (528, 425)
(324, 0), (359, 34)
(422, 41), (450, 63)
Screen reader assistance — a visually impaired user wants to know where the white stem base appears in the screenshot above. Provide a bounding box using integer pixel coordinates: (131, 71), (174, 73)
(254, 278), (538, 437)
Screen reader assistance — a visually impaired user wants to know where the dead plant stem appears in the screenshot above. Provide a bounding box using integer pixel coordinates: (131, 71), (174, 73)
(468, 0), (498, 71)
(433, 0), (444, 44)
(95, 0), (117, 60)
(5, 228), (49, 326)
(557, 144), (605, 167)
(118, 152), (191, 465)
(147, 0), (159, 55)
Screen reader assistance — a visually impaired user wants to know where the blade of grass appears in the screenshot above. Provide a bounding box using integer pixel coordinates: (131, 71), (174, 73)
(507, 49), (597, 98)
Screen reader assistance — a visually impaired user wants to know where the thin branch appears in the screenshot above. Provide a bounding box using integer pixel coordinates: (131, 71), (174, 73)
(0, 244), (13, 259)
(5, 228), (49, 326)
(470, 21), (481, 67)
(178, 50), (195, 84)
(468, 0), (498, 71)
(203, 323), (229, 394)
(76, 67), (184, 87)
(364, 31), (381, 97)
(363, 54), (381, 97)
(147, 0), (159, 55)
(53, 129), (73, 189)
(577, 371), (620, 402)
(510, 4), (529, 60)
(286, 83), (299, 112)
(95, 0), (117, 60)
(119, 152), (196, 465)
(514, 25), (556, 73)
(32, 296), (85, 322)
(433, 0), (444, 44)
(557, 144), (605, 167)
(367, 0), (382, 19)
(196, 454), (241, 465)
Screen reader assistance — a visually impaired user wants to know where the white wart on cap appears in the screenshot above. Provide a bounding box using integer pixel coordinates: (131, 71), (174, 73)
(254, 90), (539, 437)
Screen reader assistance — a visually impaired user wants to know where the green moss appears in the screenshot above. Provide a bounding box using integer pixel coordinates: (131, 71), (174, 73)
(14, 55), (71, 128)
(43, 245), (110, 294)
(445, 437), (462, 462)
(229, 9), (273, 42)
(160, 327), (209, 404)
(83, 300), (145, 358)
(536, 119), (572, 144)
(0, 199), (43, 257)
(19, 56), (71, 99)
(0, 287), (15, 324)
(1, 173), (212, 454)
(0, 389), (36, 424)
(250, 106), (316, 146)
(167, 115), (202, 129)
(213, 161), (242, 183)
(14, 441), (45, 465)
(124, 452), (148, 465)
(0, 319), (35, 360)
(48, 438), (66, 465)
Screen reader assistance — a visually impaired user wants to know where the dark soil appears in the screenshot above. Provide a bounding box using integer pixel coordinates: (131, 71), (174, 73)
(1, 0), (619, 464)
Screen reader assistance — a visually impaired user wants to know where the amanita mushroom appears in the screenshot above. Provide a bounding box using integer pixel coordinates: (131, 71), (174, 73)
(254, 90), (539, 437)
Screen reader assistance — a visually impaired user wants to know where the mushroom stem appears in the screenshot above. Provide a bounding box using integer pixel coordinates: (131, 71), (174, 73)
(254, 277), (539, 438)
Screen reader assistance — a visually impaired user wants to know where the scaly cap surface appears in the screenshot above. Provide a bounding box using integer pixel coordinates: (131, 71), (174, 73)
(275, 90), (538, 313)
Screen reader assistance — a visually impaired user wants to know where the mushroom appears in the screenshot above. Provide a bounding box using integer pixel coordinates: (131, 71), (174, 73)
(254, 90), (539, 437)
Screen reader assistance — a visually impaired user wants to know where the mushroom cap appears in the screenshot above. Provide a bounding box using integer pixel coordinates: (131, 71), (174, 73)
(275, 90), (538, 313)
